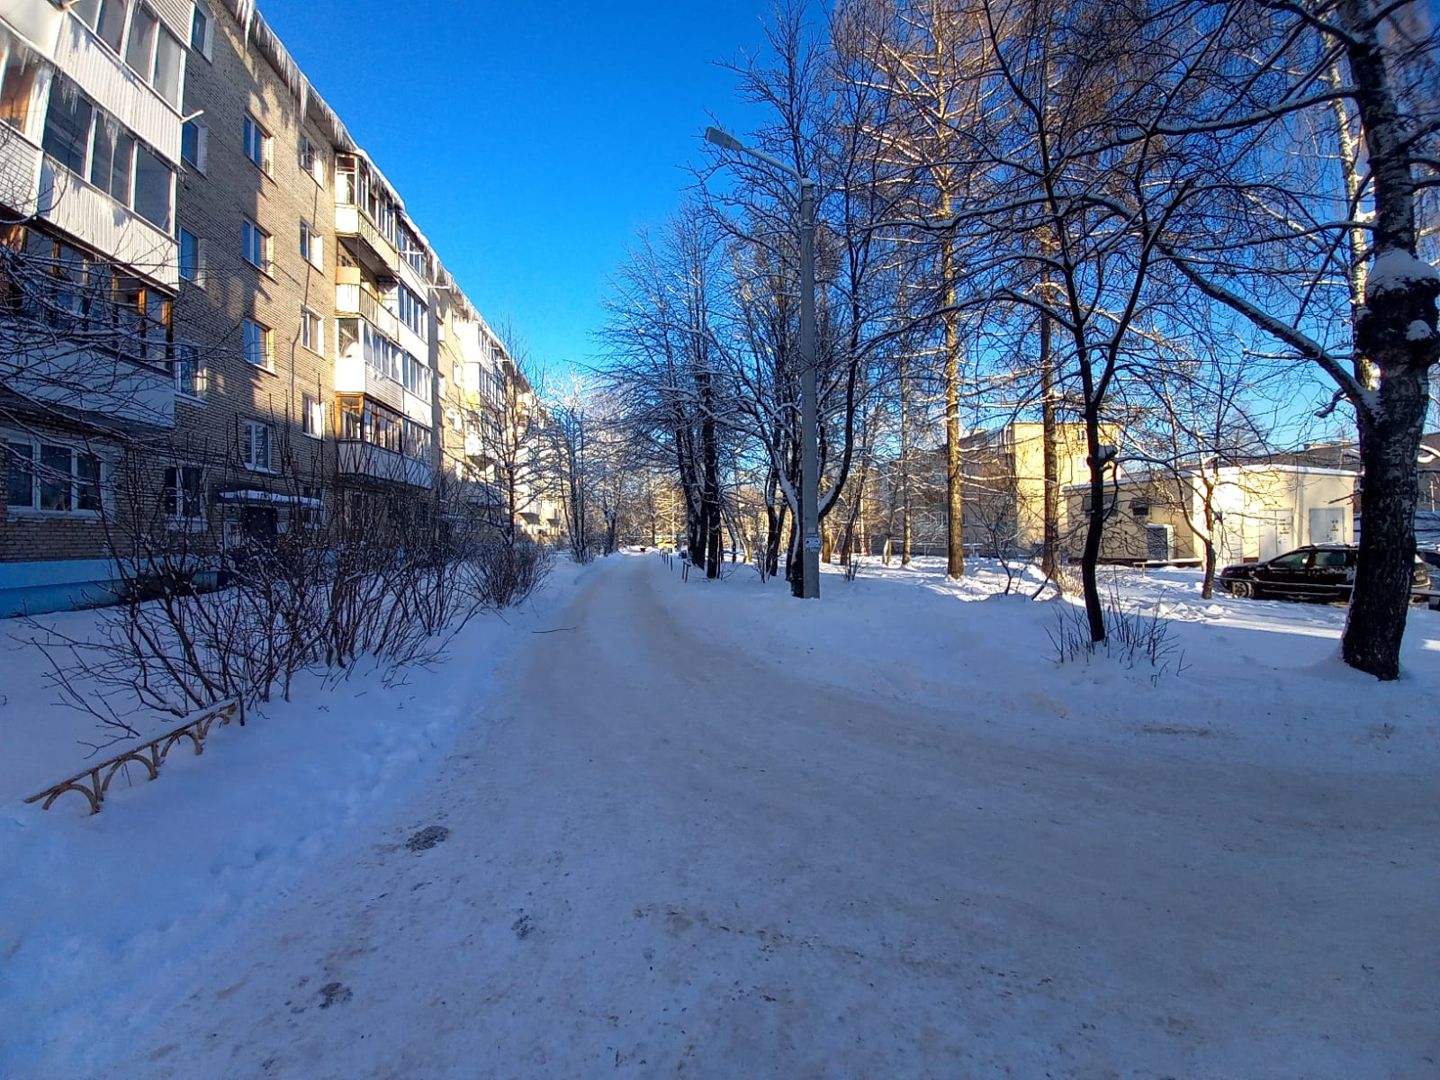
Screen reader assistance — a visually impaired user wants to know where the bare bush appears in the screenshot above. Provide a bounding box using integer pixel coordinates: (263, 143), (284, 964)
(1047, 581), (1186, 681)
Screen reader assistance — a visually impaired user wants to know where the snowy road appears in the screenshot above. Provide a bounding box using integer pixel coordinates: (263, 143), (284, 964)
(102, 556), (1434, 1078)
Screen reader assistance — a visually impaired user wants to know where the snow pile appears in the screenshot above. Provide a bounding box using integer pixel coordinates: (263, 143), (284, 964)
(0, 559), (594, 1073)
(663, 554), (1440, 768)
(1366, 248), (1440, 298)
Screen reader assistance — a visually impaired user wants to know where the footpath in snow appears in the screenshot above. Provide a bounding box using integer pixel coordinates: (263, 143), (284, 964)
(0, 559), (595, 1074)
(1, 552), (1436, 1078)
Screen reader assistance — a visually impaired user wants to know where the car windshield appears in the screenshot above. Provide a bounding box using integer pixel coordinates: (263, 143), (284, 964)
(1270, 551), (1310, 569)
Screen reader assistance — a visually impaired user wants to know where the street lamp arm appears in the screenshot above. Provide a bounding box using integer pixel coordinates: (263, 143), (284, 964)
(704, 126), (804, 183)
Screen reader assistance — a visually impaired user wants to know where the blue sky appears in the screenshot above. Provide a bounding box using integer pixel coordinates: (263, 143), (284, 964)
(259, 0), (778, 378)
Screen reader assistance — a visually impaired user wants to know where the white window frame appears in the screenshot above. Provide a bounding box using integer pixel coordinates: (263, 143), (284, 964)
(299, 220), (324, 271)
(299, 134), (324, 185)
(243, 114), (272, 174)
(122, 4), (185, 108)
(241, 218), (271, 273)
(241, 419), (274, 472)
(181, 118), (207, 173)
(41, 76), (174, 231)
(164, 463), (206, 527)
(300, 306), (323, 356)
(242, 318), (272, 371)
(302, 393), (324, 440)
(172, 341), (206, 399)
(190, 2), (214, 60)
(4, 436), (105, 517)
(177, 227), (205, 286)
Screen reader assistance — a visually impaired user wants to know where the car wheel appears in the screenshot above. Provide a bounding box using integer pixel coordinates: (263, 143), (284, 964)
(1229, 579), (1256, 599)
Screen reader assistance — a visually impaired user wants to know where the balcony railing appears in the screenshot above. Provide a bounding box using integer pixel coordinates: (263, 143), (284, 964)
(335, 204), (399, 277)
(336, 440), (432, 488)
(335, 284), (400, 341)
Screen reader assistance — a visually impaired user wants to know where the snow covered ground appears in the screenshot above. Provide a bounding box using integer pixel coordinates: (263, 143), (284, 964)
(0, 558), (596, 1073)
(1, 552), (1435, 1077)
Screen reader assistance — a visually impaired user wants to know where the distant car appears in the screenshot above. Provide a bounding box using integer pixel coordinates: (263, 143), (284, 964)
(1220, 544), (1430, 602)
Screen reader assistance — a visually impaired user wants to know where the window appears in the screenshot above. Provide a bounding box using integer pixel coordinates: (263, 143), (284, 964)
(243, 318), (272, 370)
(190, 4), (213, 58)
(300, 307), (323, 355)
(394, 284), (427, 340)
(121, 5), (183, 108)
(164, 465), (205, 522)
(181, 119), (207, 171)
(124, 6), (157, 72)
(241, 219), (271, 272)
(42, 76), (174, 230)
(132, 144), (172, 231)
(299, 220), (323, 270)
(5, 440), (101, 514)
(1270, 551), (1310, 570)
(173, 341), (205, 397)
(299, 135), (323, 183)
(243, 115), (272, 173)
(41, 79), (93, 175)
(0, 42), (43, 133)
(90, 121), (135, 204)
(241, 420), (273, 472)
(1130, 500), (1150, 518)
(178, 228), (204, 284)
(302, 394), (323, 439)
(397, 223), (426, 276)
(71, 0), (127, 52)
(1314, 549), (1349, 569)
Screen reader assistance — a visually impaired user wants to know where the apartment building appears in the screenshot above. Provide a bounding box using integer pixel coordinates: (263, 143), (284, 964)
(171, 0), (337, 543)
(0, 0), (192, 615)
(1, 0), (556, 615)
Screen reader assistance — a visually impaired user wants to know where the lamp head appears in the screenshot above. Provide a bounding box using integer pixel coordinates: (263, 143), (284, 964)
(704, 126), (745, 153)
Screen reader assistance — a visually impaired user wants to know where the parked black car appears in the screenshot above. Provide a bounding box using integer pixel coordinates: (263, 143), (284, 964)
(1220, 544), (1430, 602)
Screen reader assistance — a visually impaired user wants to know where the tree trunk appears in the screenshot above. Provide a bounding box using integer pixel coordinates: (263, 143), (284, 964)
(1080, 405), (1108, 643)
(899, 352), (912, 566)
(942, 234), (964, 579)
(1040, 312), (1061, 583)
(1334, 0), (1440, 679)
(1344, 368), (1428, 679)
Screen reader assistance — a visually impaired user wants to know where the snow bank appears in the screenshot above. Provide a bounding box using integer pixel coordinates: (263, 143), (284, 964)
(0, 558), (594, 1072)
(654, 554), (1440, 771)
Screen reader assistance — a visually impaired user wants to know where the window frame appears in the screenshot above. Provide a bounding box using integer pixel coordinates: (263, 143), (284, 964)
(241, 218), (272, 274)
(190, 2), (214, 60)
(177, 226), (205, 286)
(4, 437), (104, 517)
(299, 134), (324, 185)
(240, 419), (274, 473)
(300, 306), (323, 356)
(41, 76), (174, 231)
(299, 220), (324, 271)
(172, 340), (206, 399)
(164, 463), (206, 526)
(302, 393), (324, 440)
(242, 114), (273, 174)
(242, 318), (273, 372)
(180, 118), (207, 172)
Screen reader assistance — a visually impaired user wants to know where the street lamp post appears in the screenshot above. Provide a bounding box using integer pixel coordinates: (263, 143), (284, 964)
(704, 125), (820, 599)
